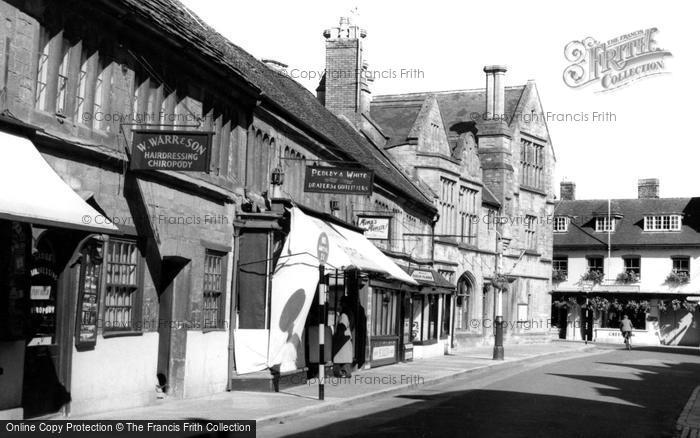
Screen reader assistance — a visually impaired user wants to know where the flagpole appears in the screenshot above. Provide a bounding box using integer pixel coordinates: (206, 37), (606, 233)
(605, 198), (613, 279)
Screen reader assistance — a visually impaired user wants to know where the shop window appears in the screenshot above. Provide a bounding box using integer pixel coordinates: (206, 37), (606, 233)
(371, 288), (398, 336)
(104, 239), (142, 332)
(75, 238), (104, 349)
(441, 294), (451, 338)
(411, 294), (439, 344)
(203, 250), (226, 329)
(672, 257), (690, 277)
(28, 236), (59, 346)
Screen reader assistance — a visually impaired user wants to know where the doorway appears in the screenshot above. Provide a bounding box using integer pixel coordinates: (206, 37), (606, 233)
(22, 230), (73, 418)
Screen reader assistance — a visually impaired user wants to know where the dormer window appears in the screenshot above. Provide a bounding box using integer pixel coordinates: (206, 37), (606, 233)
(644, 215), (681, 231)
(553, 216), (569, 233)
(595, 216), (615, 232)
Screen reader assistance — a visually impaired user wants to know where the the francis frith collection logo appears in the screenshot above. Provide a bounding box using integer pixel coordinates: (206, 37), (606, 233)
(563, 28), (672, 92)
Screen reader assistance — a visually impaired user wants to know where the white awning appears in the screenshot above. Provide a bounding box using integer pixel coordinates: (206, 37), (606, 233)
(0, 131), (118, 233)
(294, 207), (417, 285)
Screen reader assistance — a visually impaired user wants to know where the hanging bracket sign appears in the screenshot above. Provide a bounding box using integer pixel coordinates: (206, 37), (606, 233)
(130, 129), (213, 172)
(304, 166), (374, 195)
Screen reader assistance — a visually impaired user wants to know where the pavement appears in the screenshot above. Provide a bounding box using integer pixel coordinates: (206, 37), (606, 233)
(72, 341), (594, 425)
(677, 386), (700, 438)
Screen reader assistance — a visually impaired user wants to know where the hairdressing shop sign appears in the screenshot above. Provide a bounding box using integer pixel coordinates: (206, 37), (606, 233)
(130, 130), (213, 171)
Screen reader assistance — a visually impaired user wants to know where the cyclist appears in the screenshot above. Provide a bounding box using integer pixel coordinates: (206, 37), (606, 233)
(620, 315), (634, 350)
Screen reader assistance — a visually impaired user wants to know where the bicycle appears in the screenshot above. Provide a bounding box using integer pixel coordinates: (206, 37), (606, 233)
(622, 331), (632, 350)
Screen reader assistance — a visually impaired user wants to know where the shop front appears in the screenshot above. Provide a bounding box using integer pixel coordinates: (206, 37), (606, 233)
(548, 290), (699, 346)
(0, 131), (118, 419)
(232, 205), (418, 386)
(406, 269), (455, 360)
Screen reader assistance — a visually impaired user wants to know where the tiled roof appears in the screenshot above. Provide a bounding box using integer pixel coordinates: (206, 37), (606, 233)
(370, 86), (527, 144)
(111, 0), (436, 212)
(554, 198), (700, 248)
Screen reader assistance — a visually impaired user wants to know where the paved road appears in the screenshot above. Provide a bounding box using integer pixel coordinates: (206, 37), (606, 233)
(258, 345), (700, 438)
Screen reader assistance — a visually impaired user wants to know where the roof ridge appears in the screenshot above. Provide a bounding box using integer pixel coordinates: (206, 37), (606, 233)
(373, 85), (527, 100)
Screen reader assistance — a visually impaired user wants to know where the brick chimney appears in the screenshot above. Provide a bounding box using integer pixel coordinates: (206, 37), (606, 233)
(321, 17), (369, 127)
(484, 65), (507, 119)
(638, 178), (659, 199)
(560, 181), (576, 201)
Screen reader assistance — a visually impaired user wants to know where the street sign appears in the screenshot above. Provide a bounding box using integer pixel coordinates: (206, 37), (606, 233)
(317, 232), (329, 264)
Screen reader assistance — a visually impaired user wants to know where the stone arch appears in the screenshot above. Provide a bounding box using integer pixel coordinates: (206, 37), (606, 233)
(455, 271), (477, 331)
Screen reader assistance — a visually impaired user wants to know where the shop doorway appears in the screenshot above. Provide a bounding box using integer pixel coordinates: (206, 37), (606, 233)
(22, 230), (73, 418)
(581, 304), (594, 342)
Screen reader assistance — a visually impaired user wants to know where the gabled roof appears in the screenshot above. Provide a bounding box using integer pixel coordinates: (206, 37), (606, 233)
(370, 86), (527, 145)
(106, 0), (436, 212)
(554, 198), (700, 248)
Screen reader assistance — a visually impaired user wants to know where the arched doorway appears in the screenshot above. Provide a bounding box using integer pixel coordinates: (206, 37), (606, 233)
(455, 273), (475, 331)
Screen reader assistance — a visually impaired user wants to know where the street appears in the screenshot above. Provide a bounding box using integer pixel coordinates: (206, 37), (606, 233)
(259, 345), (700, 438)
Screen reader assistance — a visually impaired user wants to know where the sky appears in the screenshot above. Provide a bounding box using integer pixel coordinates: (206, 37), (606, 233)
(180, 0), (699, 200)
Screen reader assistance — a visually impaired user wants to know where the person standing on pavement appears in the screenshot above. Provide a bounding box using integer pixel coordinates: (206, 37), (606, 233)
(620, 315), (634, 349)
(333, 296), (354, 378)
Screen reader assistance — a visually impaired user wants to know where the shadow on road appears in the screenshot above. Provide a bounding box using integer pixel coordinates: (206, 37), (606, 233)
(281, 353), (700, 438)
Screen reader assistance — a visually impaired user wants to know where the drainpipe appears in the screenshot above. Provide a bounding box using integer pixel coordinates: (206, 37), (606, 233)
(227, 221), (243, 391)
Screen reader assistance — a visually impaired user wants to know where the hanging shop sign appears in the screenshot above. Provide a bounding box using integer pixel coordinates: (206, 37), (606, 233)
(357, 216), (390, 240)
(130, 129), (213, 172)
(411, 270), (435, 283)
(304, 166), (374, 195)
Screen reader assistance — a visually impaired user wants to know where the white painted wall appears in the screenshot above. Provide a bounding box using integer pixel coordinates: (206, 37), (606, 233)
(183, 330), (229, 398)
(553, 248), (700, 293)
(69, 332), (159, 415)
(412, 339), (449, 360)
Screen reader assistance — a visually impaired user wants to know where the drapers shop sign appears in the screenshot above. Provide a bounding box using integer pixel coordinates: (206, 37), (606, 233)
(304, 166), (374, 195)
(357, 216), (390, 240)
(130, 130), (213, 171)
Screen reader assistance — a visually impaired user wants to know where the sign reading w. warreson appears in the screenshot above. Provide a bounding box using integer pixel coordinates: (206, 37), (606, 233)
(130, 129), (213, 171)
(304, 166), (374, 195)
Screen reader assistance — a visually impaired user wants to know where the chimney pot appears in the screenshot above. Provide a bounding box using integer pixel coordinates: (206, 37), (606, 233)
(638, 178), (660, 199)
(560, 181), (576, 201)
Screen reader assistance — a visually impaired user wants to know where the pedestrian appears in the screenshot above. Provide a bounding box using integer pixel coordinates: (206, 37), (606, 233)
(333, 296), (354, 378)
(620, 315), (634, 350)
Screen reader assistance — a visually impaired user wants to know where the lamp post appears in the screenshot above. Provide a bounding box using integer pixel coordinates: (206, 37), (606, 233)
(493, 232), (509, 360)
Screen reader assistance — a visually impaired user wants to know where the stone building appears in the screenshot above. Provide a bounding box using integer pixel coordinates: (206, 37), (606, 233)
(317, 17), (557, 348)
(552, 179), (700, 347)
(0, 0), (438, 419)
